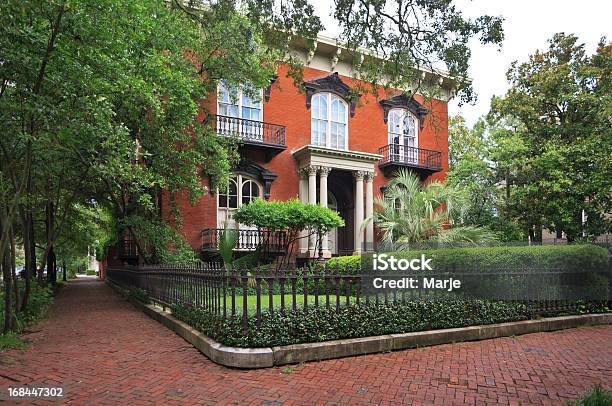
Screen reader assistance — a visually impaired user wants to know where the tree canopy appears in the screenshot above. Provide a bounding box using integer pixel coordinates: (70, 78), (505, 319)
(491, 33), (611, 241)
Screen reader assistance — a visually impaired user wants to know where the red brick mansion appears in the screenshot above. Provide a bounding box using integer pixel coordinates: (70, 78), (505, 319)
(115, 36), (453, 264)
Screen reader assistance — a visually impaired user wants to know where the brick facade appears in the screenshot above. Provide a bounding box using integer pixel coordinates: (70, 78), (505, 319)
(162, 64), (449, 254)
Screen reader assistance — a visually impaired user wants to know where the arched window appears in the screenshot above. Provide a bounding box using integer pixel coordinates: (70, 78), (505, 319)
(388, 109), (418, 163)
(217, 81), (263, 141)
(217, 175), (262, 229)
(311, 93), (348, 150)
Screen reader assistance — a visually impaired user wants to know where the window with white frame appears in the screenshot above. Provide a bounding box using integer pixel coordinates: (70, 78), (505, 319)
(311, 93), (348, 150)
(217, 82), (263, 141)
(217, 174), (262, 229)
(388, 109), (418, 163)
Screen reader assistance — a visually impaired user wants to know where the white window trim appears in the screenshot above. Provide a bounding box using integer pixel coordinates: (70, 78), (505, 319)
(388, 108), (419, 149)
(311, 93), (349, 150)
(216, 82), (263, 121)
(216, 174), (262, 229)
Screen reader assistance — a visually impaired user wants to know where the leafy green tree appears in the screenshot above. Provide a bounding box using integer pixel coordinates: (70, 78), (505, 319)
(368, 170), (496, 249)
(233, 199), (344, 268)
(491, 33), (612, 241)
(333, 0), (504, 103)
(446, 116), (525, 241)
(374, 169), (497, 248)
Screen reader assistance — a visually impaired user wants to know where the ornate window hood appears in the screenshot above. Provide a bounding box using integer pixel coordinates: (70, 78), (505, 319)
(379, 94), (429, 129)
(304, 73), (360, 117)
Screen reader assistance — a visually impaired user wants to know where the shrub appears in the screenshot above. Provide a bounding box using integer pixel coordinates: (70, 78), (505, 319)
(171, 299), (533, 348)
(86, 269), (96, 276)
(127, 288), (150, 304)
(0, 332), (27, 350)
(566, 385), (612, 406)
(327, 244), (609, 272)
(0, 283), (54, 334)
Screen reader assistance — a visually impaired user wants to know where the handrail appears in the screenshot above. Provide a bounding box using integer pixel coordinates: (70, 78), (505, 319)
(378, 144), (442, 171)
(208, 115), (286, 147)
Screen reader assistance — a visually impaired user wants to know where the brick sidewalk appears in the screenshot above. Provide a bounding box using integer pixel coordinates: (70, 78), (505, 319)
(0, 278), (610, 405)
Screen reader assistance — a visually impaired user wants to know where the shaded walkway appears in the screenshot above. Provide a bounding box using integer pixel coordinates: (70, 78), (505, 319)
(0, 278), (610, 405)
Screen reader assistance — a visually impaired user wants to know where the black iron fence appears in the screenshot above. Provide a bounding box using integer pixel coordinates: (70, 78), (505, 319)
(210, 115), (286, 147)
(107, 265), (610, 333)
(378, 144), (442, 171)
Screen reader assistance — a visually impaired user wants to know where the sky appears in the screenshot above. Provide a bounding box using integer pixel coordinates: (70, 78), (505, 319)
(310, 0), (611, 126)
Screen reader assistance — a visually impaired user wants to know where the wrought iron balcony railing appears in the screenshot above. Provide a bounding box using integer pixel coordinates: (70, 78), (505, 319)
(201, 228), (287, 254)
(211, 115), (286, 148)
(378, 144), (443, 172)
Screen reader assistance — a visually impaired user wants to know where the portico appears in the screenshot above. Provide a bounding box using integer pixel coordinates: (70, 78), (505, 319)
(294, 145), (382, 257)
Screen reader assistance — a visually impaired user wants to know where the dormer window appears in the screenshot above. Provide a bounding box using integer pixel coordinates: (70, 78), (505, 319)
(311, 93), (348, 150)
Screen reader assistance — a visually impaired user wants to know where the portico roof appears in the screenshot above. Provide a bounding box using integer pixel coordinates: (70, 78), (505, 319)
(293, 145), (382, 172)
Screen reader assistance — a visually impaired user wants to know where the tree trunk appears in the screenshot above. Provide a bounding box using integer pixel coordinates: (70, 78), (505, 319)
(20, 211), (33, 312)
(62, 260), (67, 282)
(28, 210), (37, 279)
(10, 228), (20, 311)
(2, 237), (13, 333)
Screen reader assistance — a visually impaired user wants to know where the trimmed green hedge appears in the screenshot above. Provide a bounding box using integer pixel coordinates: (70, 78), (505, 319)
(171, 299), (533, 348)
(326, 244), (609, 272)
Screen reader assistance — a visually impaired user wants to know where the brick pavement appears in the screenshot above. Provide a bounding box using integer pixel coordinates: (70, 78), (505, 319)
(0, 278), (610, 405)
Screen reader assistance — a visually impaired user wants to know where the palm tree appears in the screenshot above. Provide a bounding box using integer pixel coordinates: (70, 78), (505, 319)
(373, 169), (497, 249)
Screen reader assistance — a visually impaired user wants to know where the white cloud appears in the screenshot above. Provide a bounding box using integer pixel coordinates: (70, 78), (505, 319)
(449, 0), (611, 125)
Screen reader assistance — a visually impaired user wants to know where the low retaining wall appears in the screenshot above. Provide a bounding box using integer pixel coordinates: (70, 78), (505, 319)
(108, 281), (612, 369)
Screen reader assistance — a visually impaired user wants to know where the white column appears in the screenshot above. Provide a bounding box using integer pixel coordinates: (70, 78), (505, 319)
(365, 171), (375, 252)
(298, 168), (309, 253)
(307, 165), (318, 253)
(319, 166), (331, 256)
(353, 171), (365, 254)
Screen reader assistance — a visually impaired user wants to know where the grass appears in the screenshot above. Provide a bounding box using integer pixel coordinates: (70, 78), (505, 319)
(566, 385), (612, 406)
(0, 332), (27, 350)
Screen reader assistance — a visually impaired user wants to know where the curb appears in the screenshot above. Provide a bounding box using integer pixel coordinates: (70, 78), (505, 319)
(107, 281), (612, 369)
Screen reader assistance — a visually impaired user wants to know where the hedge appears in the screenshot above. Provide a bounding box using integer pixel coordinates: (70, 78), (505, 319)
(171, 299), (533, 348)
(326, 244), (609, 272)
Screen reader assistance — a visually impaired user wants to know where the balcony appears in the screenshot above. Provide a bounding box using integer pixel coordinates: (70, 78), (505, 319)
(210, 115), (286, 161)
(378, 144), (443, 177)
(201, 228), (287, 256)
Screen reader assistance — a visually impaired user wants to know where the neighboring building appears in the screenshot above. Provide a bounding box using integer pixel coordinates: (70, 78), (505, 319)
(115, 36), (454, 264)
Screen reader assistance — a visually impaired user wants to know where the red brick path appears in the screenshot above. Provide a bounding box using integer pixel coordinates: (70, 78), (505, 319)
(0, 278), (610, 405)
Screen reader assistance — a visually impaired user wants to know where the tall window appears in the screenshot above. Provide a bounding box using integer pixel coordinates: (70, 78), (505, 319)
(217, 175), (262, 229)
(217, 82), (263, 141)
(388, 109), (418, 163)
(311, 93), (348, 150)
